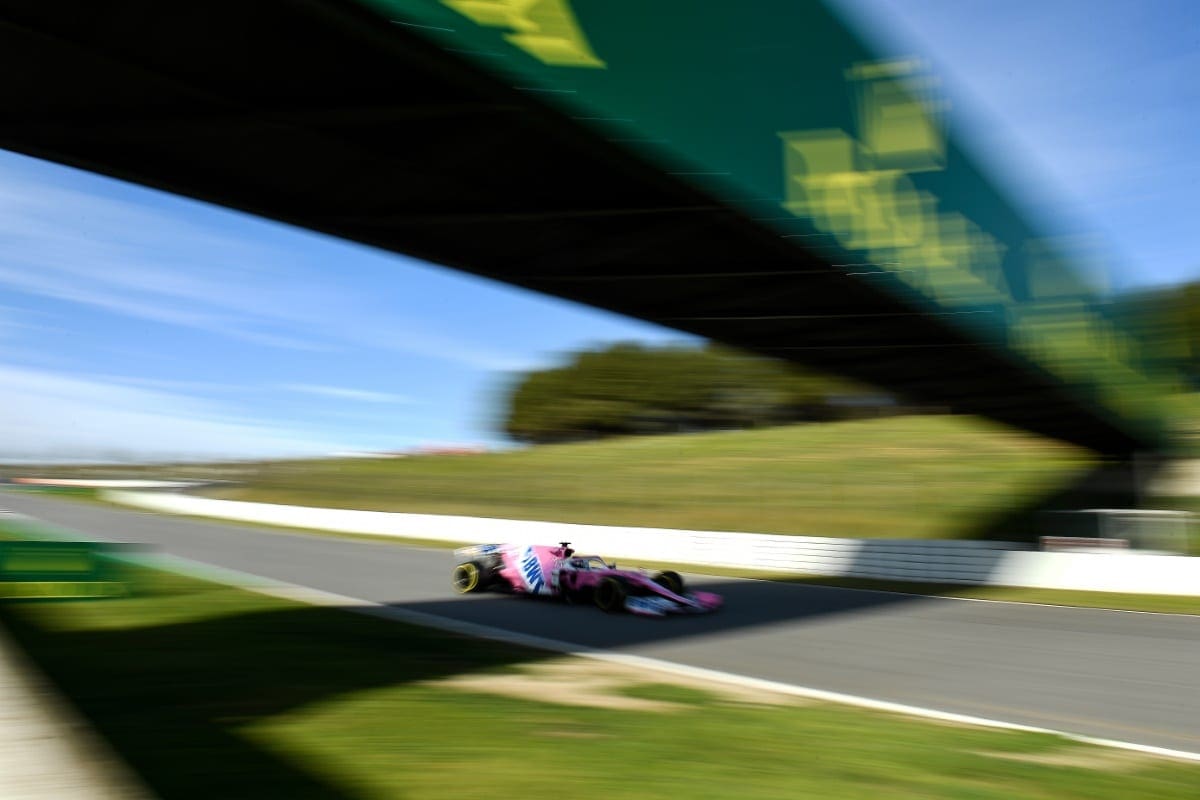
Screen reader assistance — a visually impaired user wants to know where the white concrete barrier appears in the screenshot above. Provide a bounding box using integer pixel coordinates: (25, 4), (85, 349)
(101, 490), (1200, 596)
(15, 479), (199, 489)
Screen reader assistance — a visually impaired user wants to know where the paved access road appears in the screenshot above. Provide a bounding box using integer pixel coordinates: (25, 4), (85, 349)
(4, 490), (1199, 754)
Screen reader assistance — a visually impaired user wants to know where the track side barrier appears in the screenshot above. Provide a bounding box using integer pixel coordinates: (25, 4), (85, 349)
(99, 490), (1200, 596)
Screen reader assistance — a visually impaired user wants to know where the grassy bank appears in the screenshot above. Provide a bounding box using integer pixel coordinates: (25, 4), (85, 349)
(207, 416), (1088, 540)
(2, 559), (1198, 799)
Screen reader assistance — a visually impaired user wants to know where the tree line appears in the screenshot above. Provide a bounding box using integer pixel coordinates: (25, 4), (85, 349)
(502, 342), (895, 444)
(1111, 280), (1200, 387)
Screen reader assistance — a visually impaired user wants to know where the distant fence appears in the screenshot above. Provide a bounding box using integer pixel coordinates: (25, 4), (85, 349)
(1042, 509), (1193, 554)
(100, 489), (1200, 597)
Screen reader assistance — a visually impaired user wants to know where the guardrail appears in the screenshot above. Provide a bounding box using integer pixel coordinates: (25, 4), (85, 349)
(99, 489), (1200, 596)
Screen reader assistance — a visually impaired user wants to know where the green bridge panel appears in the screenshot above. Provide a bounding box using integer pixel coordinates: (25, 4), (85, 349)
(366, 0), (1169, 442)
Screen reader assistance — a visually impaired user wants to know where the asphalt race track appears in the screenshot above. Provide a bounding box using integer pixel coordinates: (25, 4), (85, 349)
(4, 491), (1199, 754)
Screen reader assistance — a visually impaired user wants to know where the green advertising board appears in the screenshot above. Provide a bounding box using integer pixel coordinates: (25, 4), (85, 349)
(0, 540), (130, 599)
(355, 0), (1170, 442)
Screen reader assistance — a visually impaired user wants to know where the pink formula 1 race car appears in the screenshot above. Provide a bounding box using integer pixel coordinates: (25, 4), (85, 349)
(451, 542), (722, 617)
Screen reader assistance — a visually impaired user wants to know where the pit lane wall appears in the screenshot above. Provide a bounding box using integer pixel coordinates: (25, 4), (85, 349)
(98, 489), (1200, 596)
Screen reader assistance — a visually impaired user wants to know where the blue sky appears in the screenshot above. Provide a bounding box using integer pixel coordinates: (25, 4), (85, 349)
(0, 154), (683, 461)
(0, 0), (1195, 461)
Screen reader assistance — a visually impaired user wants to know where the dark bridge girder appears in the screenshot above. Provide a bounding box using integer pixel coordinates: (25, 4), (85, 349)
(0, 0), (1155, 455)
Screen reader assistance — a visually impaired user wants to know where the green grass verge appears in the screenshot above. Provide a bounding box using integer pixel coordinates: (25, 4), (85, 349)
(2, 561), (1198, 799)
(203, 416), (1088, 540)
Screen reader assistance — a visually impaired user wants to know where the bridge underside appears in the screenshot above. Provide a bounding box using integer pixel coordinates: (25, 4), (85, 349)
(0, 0), (1150, 455)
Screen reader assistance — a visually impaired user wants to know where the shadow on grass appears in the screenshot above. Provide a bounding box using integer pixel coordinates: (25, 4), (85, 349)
(0, 561), (947, 800)
(0, 599), (563, 800)
(959, 456), (1168, 544)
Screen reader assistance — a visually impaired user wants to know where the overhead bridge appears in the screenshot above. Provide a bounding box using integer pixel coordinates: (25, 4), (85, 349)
(0, 0), (1169, 455)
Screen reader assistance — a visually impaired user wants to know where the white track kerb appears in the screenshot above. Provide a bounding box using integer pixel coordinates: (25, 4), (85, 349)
(119, 549), (1200, 765)
(102, 489), (1200, 596)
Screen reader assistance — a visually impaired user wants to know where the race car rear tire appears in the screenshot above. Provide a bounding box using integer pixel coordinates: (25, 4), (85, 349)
(594, 577), (627, 613)
(560, 582), (579, 604)
(653, 570), (684, 595)
(452, 562), (484, 594)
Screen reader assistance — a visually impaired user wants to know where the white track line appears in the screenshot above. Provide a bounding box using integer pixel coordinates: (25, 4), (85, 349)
(123, 550), (1200, 764)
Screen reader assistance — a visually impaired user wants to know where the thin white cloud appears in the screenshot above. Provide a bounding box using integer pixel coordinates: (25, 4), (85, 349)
(0, 363), (352, 461)
(83, 374), (255, 395)
(283, 383), (413, 404)
(357, 323), (539, 372)
(0, 160), (532, 368)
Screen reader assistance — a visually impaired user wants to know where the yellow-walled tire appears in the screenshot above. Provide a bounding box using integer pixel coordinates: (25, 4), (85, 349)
(653, 570), (684, 595)
(452, 562), (481, 594)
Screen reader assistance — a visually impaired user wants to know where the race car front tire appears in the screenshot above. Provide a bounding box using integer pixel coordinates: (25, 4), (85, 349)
(653, 570), (684, 595)
(452, 562), (484, 594)
(594, 577), (627, 613)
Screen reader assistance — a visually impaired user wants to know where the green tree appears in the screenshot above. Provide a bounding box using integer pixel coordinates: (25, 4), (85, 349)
(502, 342), (885, 443)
